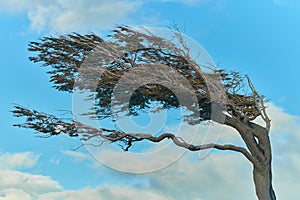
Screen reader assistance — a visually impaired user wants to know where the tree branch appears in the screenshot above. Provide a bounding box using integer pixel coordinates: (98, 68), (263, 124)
(75, 120), (258, 166)
(246, 75), (271, 130)
(11, 105), (258, 165)
(145, 132), (257, 165)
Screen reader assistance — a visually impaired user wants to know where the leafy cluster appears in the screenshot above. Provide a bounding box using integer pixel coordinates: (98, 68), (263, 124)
(12, 105), (77, 137)
(16, 25), (265, 137)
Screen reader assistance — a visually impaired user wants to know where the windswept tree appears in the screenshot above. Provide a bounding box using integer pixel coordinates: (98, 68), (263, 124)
(12, 26), (276, 200)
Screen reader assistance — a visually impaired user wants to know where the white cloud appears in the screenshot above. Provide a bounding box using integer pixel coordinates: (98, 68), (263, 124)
(38, 103), (299, 200)
(62, 150), (91, 162)
(0, 188), (32, 200)
(265, 104), (300, 199)
(0, 0), (212, 33)
(37, 186), (168, 200)
(0, 170), (61, 194)
(0, 152), (62, 198)
(157, 0), (209, 6)
(146, 153), (255, 200)
(1, 103), (299, 199)
(54, 103), (300, 199)
(80, 103), (300, 199)
(0, 152), (39, 170)
(0, 0), (140, 33)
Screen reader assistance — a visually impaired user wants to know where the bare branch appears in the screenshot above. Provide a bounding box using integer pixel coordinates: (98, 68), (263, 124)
(146, 132), (257, 165)
(73, 120), (257, 166)
(246, 75), (271, 130)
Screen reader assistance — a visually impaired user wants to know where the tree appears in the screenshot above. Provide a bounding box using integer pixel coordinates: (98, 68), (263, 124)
(12, 26), (276, 200)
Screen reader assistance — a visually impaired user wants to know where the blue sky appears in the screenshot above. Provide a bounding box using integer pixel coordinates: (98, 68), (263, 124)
(1, 0), (300, 199)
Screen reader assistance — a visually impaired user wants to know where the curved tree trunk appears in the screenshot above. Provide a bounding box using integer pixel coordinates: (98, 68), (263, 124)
(253, 165), (276, 200)
(250, 126), (276, 200)
(225, 117), (277, 200)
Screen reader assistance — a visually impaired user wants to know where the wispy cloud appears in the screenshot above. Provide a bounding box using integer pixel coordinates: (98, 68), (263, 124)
(154, 0), (210, 6)
(272, 0), (293, 6)
(62, 150), (91, 162)
(273, 0), (285, 6)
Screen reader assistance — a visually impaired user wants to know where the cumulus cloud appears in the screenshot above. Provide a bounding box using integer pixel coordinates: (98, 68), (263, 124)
(155, 103), (300, 199)
(0, 151), (39, 169)
(65, 103), (300, 199)
(0, 152), (61, 199)
(0, 188), (32, 200)
(0, 0), (140, 33)
(1, 103), (299, 199)
(37, 186), (168, 200)
(146, 154), (255, 200)
(0, 0), (212, 33)
(263, 104), (300, 199)
(0, 170), (61, 194)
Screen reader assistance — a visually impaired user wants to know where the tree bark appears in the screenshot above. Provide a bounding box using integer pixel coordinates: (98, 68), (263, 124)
(224, 117), (276, 200)
(253, 165), (276, 200)
(251, 126), (276, 200)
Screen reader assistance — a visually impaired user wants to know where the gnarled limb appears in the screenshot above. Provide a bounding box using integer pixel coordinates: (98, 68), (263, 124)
(12, 105), (257, 166)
